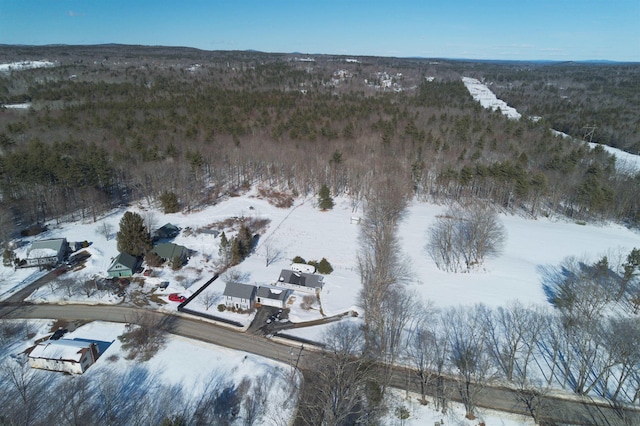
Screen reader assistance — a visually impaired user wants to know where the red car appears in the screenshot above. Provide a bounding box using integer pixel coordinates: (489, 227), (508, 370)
(143, 269), (152, 277)
(168, 293), (186, 303)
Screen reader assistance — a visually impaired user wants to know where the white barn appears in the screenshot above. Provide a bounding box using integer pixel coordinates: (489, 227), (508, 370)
(28, 339), (99, 375)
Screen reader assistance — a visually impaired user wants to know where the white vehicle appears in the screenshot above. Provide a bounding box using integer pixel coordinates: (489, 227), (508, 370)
(290, 263), (316, 274)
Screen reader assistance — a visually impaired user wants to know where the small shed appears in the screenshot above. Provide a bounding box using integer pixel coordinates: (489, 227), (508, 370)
(256, 286), (292, 309)
(107, 252), (138, 278)
(223, 282), (257, 311)
(27, 339), (99, 375)
(153, 223), (181, 240)
(25, 238), (68, 267)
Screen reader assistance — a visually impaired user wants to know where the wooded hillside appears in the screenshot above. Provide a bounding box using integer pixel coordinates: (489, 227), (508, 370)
(1, 45), (638, 239)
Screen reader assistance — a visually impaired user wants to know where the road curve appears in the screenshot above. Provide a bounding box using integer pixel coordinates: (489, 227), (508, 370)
(2, 303), (639, 425)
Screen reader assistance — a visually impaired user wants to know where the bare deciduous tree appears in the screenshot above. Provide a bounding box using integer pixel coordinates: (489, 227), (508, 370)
(200, 289), (219, 311)
(406, 303), (447, 405)
(0, 355), (51, 425)
(540, 255), (619, 322)
(143, 211), (157, 239)
(56, 278), (78, 298)
(261, 239), (283, 267)
(298, 321), (372, 426)
(445, 305), (495, 418)
(483, 301), (546, 384)
(98, 221), (114, 241)
(118, 311), (175, 361)
(426, 203), (506, 272)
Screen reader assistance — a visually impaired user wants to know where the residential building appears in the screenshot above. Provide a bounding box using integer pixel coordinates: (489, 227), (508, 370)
(107, 252), (138, 277)
(223, 282), (257, 311)
(152, 242), (188, 264)
(25, 238), (68, 267)
(275, 269), (324, 293)
(255, 286), (292, 309)
(28, 339), (99, 374)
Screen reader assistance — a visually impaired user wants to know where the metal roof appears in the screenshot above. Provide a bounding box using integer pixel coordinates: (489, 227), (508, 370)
(223, 282), (257, 299)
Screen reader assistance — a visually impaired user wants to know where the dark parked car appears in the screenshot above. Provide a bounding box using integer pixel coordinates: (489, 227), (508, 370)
(50, 328), (68, 340)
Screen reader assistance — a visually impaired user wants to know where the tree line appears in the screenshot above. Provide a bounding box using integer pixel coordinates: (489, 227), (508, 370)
(1, 51), (638, 243)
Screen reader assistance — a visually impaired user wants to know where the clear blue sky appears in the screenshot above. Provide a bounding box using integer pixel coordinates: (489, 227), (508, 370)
(1, 0), (638, 61)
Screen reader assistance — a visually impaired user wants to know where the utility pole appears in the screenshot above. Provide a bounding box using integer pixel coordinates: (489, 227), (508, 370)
(583, 125), (597, 143)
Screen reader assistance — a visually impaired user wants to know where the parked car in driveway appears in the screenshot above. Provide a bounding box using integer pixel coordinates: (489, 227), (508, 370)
(143, 268), (153, 276)
(168, 293), (186, 303)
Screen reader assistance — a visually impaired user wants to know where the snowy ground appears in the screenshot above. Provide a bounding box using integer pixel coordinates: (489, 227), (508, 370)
(3, 188), (639, 332)
(1, 77), (639, 424)
(0, 60), (57, 72)
(0, 319), (298, 425)
(381, 389), (535, 426)
(464, 76), (640, 174)
(462, 77), (522, 119)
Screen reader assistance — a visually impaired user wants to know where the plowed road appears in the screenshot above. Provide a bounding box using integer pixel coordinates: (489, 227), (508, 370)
(1, 303), (638, 426)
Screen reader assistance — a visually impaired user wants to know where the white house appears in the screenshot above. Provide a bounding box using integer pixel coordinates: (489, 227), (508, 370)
(275, 269), (324, 294)
(25, 238), (68, 267)
(28, 339), (99, 375)
(255, 286), (292, 309)
(223, 282), (257, 311)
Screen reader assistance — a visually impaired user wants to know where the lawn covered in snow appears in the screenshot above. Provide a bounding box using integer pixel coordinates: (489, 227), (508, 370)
(3, 188), (639, 339)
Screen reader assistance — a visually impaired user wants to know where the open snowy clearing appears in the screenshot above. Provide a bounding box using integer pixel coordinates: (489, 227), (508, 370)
(3, 189), (639, 339)
(0, 60), (57, 72)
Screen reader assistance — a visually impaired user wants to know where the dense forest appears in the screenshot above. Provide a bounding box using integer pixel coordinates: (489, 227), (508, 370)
(1, 45), (639, 241)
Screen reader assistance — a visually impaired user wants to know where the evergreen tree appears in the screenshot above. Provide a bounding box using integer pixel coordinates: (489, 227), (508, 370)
(218, 231), (231, 265)
(116, 211), (151, 257)
(230, 238), (243, 266)
(159, 191), (179, 214)
(318, 184), (334, 210)
(237, 224), (254, 256)
(317, 257), (334, 274)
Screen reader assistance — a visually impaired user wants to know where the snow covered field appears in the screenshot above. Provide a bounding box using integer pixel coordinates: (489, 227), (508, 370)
(3, 189), (639, 333)
(0, 60), (56, 72)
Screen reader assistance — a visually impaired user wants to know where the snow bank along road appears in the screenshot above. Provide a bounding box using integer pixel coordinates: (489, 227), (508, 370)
(1, 303), (638, 425)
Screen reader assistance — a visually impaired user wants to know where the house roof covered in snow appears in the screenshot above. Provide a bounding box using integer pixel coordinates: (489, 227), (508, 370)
(27, 238), (67, 258)
(256, 285), (290, 302)
(28, 339), (92, 362)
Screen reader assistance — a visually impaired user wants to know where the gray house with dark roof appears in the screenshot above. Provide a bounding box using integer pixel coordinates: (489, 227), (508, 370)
(223, 282), (257, 311)
(107, 252), (138, 278)
(256, 286), (292, 309)
(25, 238), (68, 267)
(275, 269), (324, 293)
